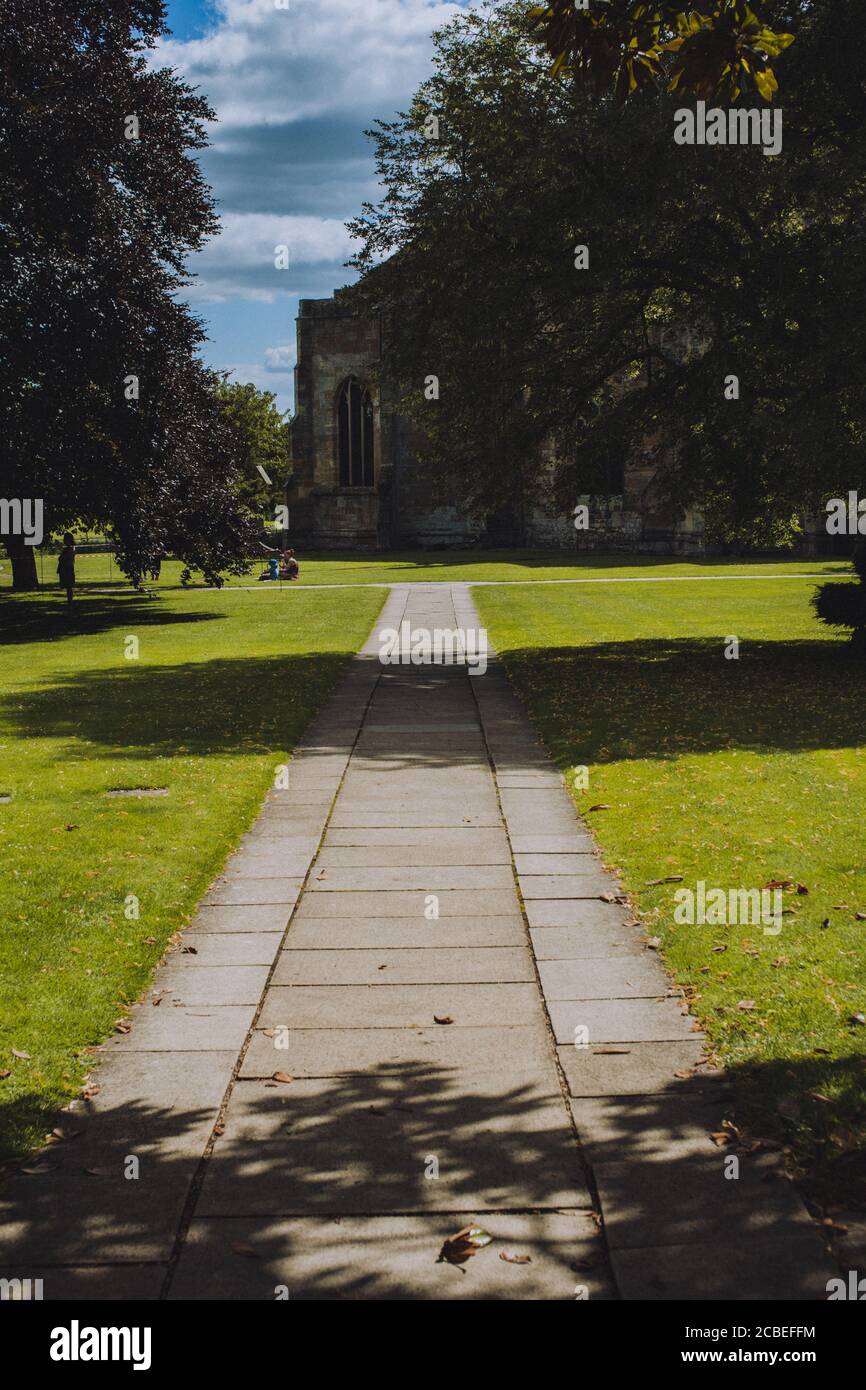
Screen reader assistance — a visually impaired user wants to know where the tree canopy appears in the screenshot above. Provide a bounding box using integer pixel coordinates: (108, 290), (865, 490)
(346, 0), (866, 546)
(0, 0), (257, 588)
(530, 0), (795, 104)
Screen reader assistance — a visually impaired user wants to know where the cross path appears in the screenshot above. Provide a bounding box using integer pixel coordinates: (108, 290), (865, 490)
(1, 585), (833, 1300)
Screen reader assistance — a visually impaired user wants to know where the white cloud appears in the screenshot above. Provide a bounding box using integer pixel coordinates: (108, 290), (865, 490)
(185, 211), (358, 300)
(158, 0), (464, 129)
(264, 344), (295, 369)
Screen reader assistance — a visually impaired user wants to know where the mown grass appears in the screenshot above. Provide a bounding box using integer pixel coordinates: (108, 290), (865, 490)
(474, 571), (866, 1209)
(0, 548), (850, 594)
(0, 582), (383, 1160)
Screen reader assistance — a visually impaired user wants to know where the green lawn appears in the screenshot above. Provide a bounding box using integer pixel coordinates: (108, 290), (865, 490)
(1, 548), (851, 594)
(0, 581), (383, 1162)
(474, 572), (866, 1208)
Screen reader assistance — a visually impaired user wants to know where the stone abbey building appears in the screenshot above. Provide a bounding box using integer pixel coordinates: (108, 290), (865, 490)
(286, 292), (710, 553)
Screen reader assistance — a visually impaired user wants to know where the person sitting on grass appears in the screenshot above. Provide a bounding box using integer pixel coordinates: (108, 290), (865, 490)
(258, 554), (280, 582)
(57, 531), (76, 604)
(279, 548), (299, 580)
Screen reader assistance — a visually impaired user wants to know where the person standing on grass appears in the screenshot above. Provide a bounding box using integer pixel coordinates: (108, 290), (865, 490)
(57, 531), (76, 604)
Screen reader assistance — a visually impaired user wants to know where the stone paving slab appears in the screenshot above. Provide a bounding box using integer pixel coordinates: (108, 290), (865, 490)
(324, 826), (506, 848)
(196, 1077), (587, 1215)
(240, 1024), (557, 1078)
(514, 853), (599, 874)
(188, 904), (289, 933)
(512, 833), (597, 854)
(558, 1041), (709, 1096)
(549, 999), (699, 1045)
(610, 1234), (831, 1301)
(153, 963), (270, 1006)
(172, 932), (282, 965)
(169, 1211), (611, 1301)
(530, 926), (645, 960)
(295, 889), (520, 918)
(201, 877), (302, 907)
(526, 900), (634, 928)
(307, 865), (513, 892)
(538, 956), (669, 1000)
(519, 873), (616, 899)
(271, 946), (534, 986)
(316, 843), (512, 866)
(258, 983), (541, 1031)
(101, 1004), (256, 1052)
(328, 811), (502, 828)
(282, 915), (528, 950)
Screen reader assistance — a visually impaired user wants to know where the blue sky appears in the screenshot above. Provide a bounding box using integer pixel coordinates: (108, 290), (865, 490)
(160, 0), (466, 414)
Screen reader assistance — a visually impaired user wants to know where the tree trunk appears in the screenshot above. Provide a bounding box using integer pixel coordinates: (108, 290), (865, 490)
(4, 538), (39, 590)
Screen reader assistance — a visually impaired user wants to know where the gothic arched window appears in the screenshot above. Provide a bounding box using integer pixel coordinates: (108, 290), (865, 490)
(337, 378), (374, 487)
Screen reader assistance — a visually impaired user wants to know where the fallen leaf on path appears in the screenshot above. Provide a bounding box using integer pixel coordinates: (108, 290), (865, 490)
(499, 1251), (531, 1264)
(272, 1071), (293, 1084)
(645, 937), (661, 950)
(84, 1167), (111, 1177)
(231, 1243), (259, 1259)
(593, 1047), (630, 1054)
(114, 1021), (131, 1034)
(181, 946), (198, 955)
(437, 1226), (492, 1267)
(433, 1015), (453, 1025)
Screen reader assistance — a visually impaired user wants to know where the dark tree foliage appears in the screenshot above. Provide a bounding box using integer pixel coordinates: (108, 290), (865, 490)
(530, 0), (795, 104)
(346, 0), (866, 548)
(0, 0), (256, 589)
(813, 547), (866, 653)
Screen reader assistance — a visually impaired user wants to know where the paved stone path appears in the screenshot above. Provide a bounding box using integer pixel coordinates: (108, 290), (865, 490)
(1, 585), (833, 1299)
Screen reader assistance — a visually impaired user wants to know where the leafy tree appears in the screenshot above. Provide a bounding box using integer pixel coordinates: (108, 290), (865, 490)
(814, 547), (866, 654)
(215, 379), (291, 517)
(347, 0), (866, 548)
(0, 0), (257, 590)
(530, 0), (795, 104)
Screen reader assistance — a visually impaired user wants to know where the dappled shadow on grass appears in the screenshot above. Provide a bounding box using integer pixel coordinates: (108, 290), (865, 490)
(502, 636), (866, 762)
(2, 653), (358, 758)
(0, 592), (224, 646)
